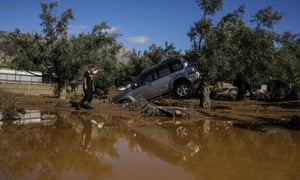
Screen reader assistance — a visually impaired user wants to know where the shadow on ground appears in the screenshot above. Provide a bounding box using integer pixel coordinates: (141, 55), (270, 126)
(233, 115), (300, 132)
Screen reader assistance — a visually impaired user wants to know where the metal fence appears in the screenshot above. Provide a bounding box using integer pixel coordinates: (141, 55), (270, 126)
(0, 68), (59, 84)
(0, 72), (43, 83)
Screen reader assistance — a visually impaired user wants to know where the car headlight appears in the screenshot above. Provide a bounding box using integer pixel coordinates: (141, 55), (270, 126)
(195, 71), (200, 79)
(184, 62), (188, 67)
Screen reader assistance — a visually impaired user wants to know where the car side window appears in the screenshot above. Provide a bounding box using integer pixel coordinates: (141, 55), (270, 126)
(168, 60), (183, 72)
(139, 71), (155, 85)
(156, 65), (171, 78)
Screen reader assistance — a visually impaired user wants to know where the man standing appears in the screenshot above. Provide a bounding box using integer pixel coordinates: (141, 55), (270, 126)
(78, 65), (96, 109)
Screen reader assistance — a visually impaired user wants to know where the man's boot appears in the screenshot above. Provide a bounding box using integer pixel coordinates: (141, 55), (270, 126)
(87, 102), (93, 109)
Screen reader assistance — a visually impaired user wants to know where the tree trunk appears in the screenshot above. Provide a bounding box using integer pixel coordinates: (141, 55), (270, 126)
(59, 85), (67, 100)
(200, 81), (211, 109)
(56, 82), (67, 100)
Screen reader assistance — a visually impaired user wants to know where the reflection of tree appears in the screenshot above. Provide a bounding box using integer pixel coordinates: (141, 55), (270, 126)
(2, 110), (298, 179)
(117, 119), (300, 179)
(0, 110), (127, 180)
(180, 121), (300, 179)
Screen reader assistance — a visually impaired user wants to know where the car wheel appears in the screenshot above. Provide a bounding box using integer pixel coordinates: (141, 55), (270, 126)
(172, 126), (190, 146)
(120, 99), (131, 107)
(176, 126), (188, 138)
(175, 82), (190, 98)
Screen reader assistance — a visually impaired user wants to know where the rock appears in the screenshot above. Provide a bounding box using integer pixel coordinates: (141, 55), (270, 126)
(175, 110), (182, 116)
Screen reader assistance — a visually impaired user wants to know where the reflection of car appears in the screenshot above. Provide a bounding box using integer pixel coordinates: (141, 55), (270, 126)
(161, 124), (199, 146)
(211, 82), (238, 100)
(119, 122), (200, 163)
(113, 57), (200, 104)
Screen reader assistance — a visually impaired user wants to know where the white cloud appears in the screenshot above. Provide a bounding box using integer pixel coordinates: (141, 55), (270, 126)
(128, 35), (149, 44)
(68, 25), (88, 34)
(101, 26), (118, 34)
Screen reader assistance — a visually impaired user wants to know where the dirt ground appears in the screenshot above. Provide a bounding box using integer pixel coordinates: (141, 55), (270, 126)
(0, 90), (299, 129)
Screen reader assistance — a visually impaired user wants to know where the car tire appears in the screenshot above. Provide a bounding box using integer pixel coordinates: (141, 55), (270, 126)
(172, 126), (191, 146)
(120, 99), (131, 107)
(174, 81), (191, 98)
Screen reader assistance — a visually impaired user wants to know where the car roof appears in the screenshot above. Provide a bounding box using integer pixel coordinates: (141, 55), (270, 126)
(141, 56), (184, 74)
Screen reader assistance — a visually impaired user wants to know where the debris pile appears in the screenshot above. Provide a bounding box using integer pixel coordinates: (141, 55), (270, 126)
(127, 96), (160, 116)
(126, 96), (189, 118)
(153, 98), (187, 108)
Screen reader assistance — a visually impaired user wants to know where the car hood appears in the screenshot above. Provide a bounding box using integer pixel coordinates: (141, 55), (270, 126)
(112, 87), (133, 103)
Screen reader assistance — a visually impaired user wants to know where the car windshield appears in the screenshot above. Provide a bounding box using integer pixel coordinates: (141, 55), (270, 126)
(168, 60), (183, 72)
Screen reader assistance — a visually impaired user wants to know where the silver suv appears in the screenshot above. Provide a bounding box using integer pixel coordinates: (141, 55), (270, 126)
(113, 57), (200, 104)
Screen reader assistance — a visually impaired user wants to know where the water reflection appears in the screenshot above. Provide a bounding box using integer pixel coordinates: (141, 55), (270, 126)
(0, 110), (57, 126)
(181, 121), (300, 180)
(78, 112), (102, 155)
(0, 111), (299, 180)
(81, 119), (92, 154)
(120, 119), (300, 179)
(0, 111), (114, 180)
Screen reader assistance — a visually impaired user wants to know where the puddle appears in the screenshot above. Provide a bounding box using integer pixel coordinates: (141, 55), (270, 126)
(0, 111), (300, 180)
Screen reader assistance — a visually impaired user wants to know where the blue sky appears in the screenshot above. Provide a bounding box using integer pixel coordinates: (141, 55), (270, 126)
(0, 0), (299, 51)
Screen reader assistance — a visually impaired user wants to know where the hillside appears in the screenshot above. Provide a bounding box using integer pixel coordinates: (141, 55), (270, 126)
(0, 31), (10, 50)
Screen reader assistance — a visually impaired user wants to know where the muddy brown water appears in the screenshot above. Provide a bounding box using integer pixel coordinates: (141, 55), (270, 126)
(0, 110), (299, 180)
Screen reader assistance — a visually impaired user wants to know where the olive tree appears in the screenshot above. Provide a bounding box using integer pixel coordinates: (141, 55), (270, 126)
(5, 1), (121, 98)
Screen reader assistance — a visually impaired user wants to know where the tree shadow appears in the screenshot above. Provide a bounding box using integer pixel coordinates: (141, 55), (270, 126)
(233, 122), (266, 132)
(211, 105), (231, 111)
(262, 101), (300, 109)
(197, 109), (300, 132)
(233, 115), (300, 132)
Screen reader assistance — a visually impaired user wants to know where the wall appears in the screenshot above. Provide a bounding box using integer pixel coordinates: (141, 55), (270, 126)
(0, 81), (83, 97)
(0, 82), (56, 96)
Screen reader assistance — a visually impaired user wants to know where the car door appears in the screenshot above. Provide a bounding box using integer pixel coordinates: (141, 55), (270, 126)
(132, 70), (157, 99)
(154, 64), (173, 96)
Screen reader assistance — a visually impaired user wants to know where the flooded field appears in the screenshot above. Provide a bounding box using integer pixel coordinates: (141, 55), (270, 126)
(0, 110), (299, 180)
